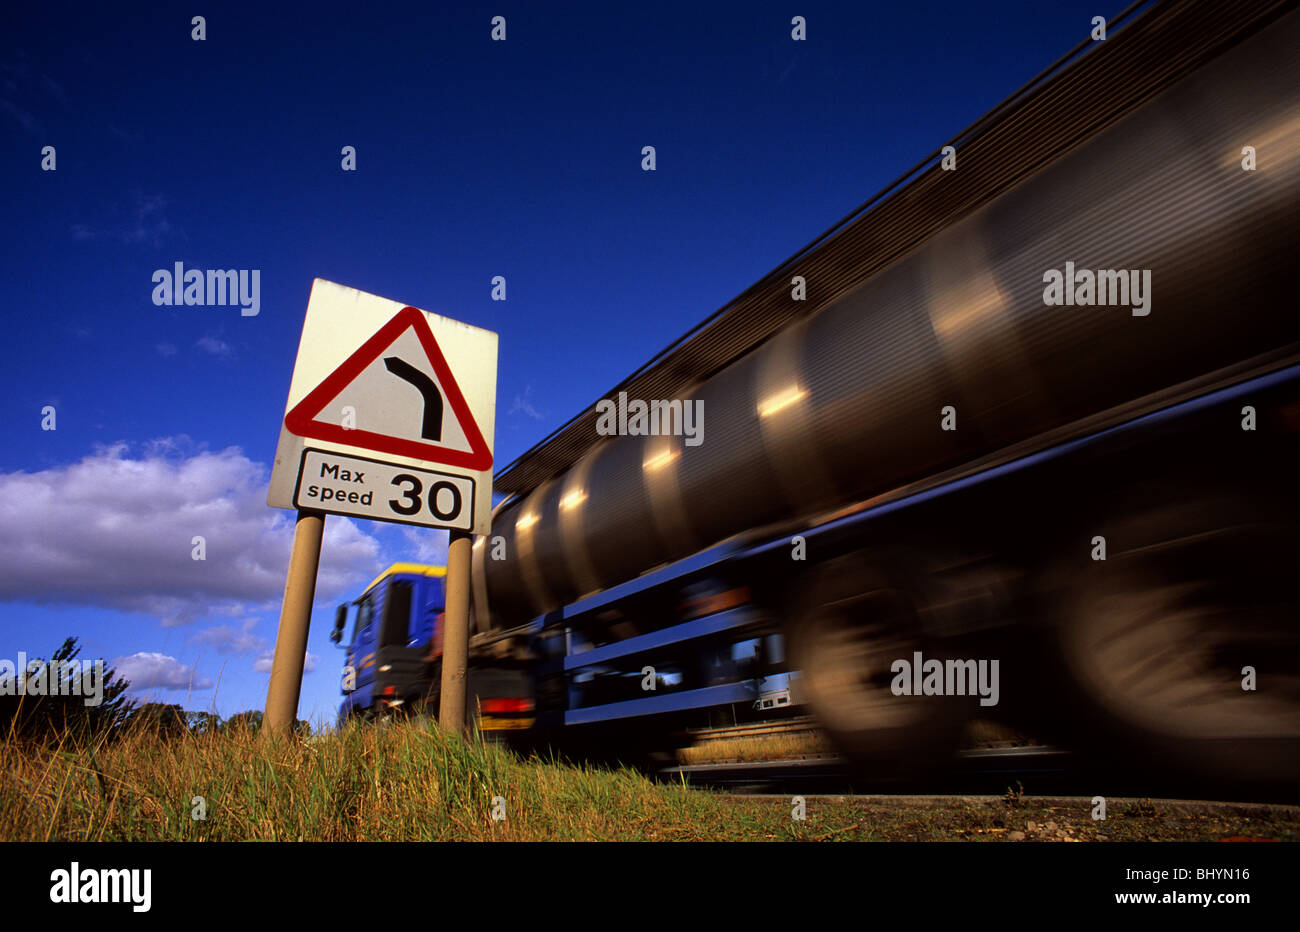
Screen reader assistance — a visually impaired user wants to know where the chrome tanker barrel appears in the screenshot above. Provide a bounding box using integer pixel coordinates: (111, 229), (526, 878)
(477, 3), (1300, 628)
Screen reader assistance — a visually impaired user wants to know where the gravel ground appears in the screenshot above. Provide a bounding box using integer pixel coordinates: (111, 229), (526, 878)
(712, 795), (1300, 841)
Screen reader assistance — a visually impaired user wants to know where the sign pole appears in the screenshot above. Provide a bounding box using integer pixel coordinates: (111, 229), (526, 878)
(267, 282), (496, 734)
(439, 528), (473, 735)
(263, 509), (326, 739)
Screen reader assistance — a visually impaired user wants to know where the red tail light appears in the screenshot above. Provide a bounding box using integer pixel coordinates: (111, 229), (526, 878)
(480, 698), (534, 715)
(679, 586), (751, 620)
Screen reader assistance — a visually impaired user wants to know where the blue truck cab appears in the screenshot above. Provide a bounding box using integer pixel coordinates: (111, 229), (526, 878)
(332, 562), (534, 731)
(333, 563), (446, 723)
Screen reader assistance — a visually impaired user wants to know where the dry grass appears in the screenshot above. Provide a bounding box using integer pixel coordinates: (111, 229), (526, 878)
(0, 719), (728, 842)
(962, 719), (1037, 748)
(676, 718), (1032, 765)
(8, 719), (1284, 843)
(677, 731), (833, 764)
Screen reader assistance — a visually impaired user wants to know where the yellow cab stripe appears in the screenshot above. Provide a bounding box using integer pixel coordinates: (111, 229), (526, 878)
(362, 562), (447, 596)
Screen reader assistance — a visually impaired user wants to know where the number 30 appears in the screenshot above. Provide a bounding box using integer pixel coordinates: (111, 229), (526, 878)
(389, 474), (462, 521)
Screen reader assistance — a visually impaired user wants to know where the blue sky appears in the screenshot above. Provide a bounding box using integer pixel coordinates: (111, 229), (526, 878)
(0, 1), (1113, 728)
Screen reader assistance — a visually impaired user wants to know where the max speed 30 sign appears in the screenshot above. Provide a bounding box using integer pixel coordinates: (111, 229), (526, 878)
(294, 449), (476, 530)
(268, 279), (497, 534)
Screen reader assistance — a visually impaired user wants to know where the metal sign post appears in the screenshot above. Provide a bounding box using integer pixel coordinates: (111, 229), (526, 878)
(263, 509), (325, 739)
(438, 529), (473, 734)
(265, 280), (497, 737)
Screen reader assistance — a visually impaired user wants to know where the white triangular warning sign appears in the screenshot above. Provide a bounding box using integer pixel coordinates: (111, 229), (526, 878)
(284, 305), (493, 471)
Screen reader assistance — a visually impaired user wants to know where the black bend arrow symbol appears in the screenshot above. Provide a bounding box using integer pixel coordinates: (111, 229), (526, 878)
(383, 356), (444, 442)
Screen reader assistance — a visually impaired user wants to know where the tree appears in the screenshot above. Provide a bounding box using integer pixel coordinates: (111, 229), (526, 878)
(0, 637), (135, 744)
(125, 702), (188, 739)
(218, 710), (310, 737)
(223, 709), (264, 734)
(186, 711), (222, 735)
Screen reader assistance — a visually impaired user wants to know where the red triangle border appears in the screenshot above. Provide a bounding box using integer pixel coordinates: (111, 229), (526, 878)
(284, 306), (493, 471)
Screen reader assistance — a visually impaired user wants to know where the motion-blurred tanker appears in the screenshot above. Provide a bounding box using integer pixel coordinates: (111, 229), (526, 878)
(340, 0), (1300, 790)
(482, 3), (1299, 623)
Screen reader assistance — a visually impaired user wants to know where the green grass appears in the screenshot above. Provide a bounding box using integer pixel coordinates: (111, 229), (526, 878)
(6, 720), (1296, 842)
(0, 719), (734, 841)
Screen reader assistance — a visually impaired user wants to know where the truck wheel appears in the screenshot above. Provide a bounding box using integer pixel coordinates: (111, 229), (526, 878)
(783, 552), (973, 782)
(1046, 489), (1300, 788)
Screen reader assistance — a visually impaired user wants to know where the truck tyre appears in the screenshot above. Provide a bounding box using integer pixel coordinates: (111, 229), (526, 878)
(1044, 486), (1300, 789)
(783, 551), (973, 783)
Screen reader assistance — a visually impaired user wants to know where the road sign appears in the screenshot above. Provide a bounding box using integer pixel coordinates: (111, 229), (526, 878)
(268, 279), (497, 534)
(293, 449), (475, 531)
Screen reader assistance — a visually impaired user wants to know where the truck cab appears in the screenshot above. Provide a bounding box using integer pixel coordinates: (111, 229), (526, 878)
(333, 562), (535, 733)
(334, 563), (446, 723)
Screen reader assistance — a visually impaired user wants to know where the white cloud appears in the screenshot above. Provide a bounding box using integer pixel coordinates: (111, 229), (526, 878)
(113, 652), (214, 691)
(509, 384), (544, 420)
(195, 335), (233, 357)
(254, 651), (318, 674)
(399, 526), (449, 565)
(0, 440), (385, 624)
(0, 98), (37, 133)
(71, 192), (177, 247)
(190, 618), (266, 656)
